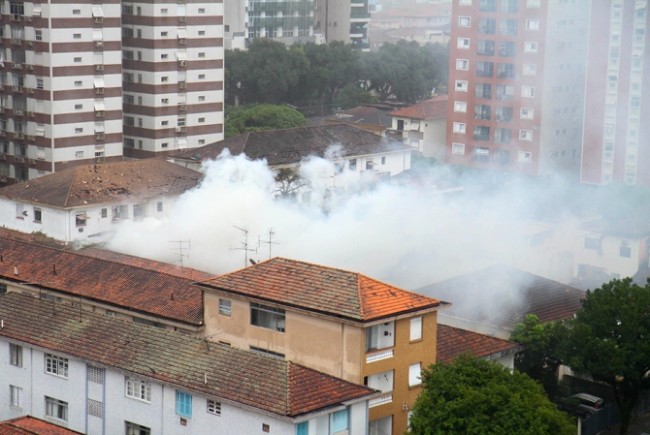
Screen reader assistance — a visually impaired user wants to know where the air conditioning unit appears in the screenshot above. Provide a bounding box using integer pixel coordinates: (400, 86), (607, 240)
(13, 63), (22, 69)
(178, 104), (186, 111)
(175, 127), (186, 133)
(94, 17), (103, 24)
(95, 41), (104, 48)
(95, 88), (105, 95)
(178, 38), (187, 45)
(95, 111), (105, 118)
(179, 81), (186, 89)
(95, 133), (105, 140)
(179, 60), (187, 67)
(178, 16), (186, 22)
(95, 64), (104, 71)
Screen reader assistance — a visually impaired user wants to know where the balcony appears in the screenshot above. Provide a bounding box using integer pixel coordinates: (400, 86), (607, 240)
(366, 348), (394, 364)
(369, 392), (393, 408)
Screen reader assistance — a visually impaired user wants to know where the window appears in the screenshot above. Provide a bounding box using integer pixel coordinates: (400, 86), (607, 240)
(161, 120), (169, 126)
(475, 83), (492, 99)
(75, 128), (83, 134)
(74, 57), (82, 63)
(620, 242), (631, 258)
(126, 377), (151, 402)
(524, 41), (538, 53)
(87, 365), (105, 384)
(365, 322), (394, 351)
(453, 122), (466, 134)
(219, 299), (231, 316)
(497, 63), (515, 79)
(479, 0), (497, 12)
(522, 85), (535, 98)
(501, 0), (519, 13)
(161, 31), (168, 37)
(456, 59), (469, 71)
(198, 74), (206, 79)
(198, 52), (206, 58)
(518, 151), (532, 163)
(10, 344), (22, 367)
(495, 106), (513, 122)
(45, 397), (68, 421)
(198, 8), (205, 13)
(474, 126), (490, 140)
(409, 363), (422, 386)
(125, 422), (151, 435)
(198, 117), (205, 123)
(457, 37), (470, 49)
(331, 408), (349, 433)
(251, 303), (285, 332)
(112, 204), (128, 220)
(34, 208), (42, 223)
(496, 84), (515, 100)
(500, 19), (518, 36)
(72, 9), (80, 15)
(74, 81), (82, 87)
(523, 64), (537, 76)
(75, 213), (87, 227)
(478, 18), (496, 34)
(452, 142), (465, 155)
(157, 202), (163, 212)
(519, 130), (533, 141)
(526, 19), (540, 31)
(10, 385), (21, 407)
(161, 76), (168, 82)
(520, 107), (534, 120)
(37, 79), (44, 90)
(458, 16), (471, 27)
(474, 104), (491, 120)
(207, 399), (221, 416)
(45, 354), (68, 378)
(296, 421), (308, 435)
(455, 80), (468, 92)
(584, 237), (600, 250)
(133, 204), (144, 219)
(477, 40), (495, 56)
(527, 0), (540, 6)
(410, 317), (422, 341)
(454, 101), (467, 113)
(459, 0), (472, 4)
(176, 391), (192, 418)
(101, 208), (108, 218)
(498, 41), (516, 57)
(349, 159), (357, 170)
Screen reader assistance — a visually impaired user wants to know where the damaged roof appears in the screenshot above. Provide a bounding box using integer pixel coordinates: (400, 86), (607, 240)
(0, 159), (202, 208)
(172, 123), (411, 166)
(0, 236), (205, 326)
(196, 257), (441, 323)
(389, 95), (448, 121)
(0, 293), (375, 418)
(436, 324), (520, 364)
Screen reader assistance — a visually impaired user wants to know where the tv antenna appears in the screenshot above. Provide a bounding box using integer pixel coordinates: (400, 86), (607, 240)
(231, 226), (257, 267)
(259, 228), (280, 259)
(170, 240), (191, 267)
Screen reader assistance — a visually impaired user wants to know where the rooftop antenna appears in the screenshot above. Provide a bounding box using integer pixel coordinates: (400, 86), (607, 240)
(231, 226), (257, 267)
(258, 228), (280, 260)
(169, 240), (191, 267)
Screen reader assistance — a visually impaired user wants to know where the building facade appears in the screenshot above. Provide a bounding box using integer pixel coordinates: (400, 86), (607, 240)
(196, 257), (443, 435)
(446, 0), (589, 178)
(580, 0), (650, 186)
(0, 0), (224, 183)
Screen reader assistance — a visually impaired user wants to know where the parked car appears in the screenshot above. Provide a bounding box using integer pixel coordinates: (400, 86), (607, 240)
(559, 393), (605, 416)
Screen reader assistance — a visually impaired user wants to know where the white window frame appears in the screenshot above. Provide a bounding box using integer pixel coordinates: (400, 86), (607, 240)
(45, 354), (69, 378)
(520, 107), (534, 120)
(456, 59), (469, 71)
(522, 64), (537, 76)
(519, 129), (533, 141)
(458, 16), (471, 27)
(518, 151), (532, 162)
(207, 399), (221, 416)
(457, 37), (470, 49)
(453, 122), (467, 134)
(410, 317), (422, 341)
(452, 142), (466, 155)
(408, 363), (422, 387)
(522, 85), (536, 98)
(526, 19), (540, 31)
(45, 397), (68, 422)
(10, 343), (22, 367)
(219, 299), (232, 316)
(455, 80), (468, 92)
(10, 385), (21, 408)
(527, 0), (541, 7)
(454, 101), (467, 113)
(524, 41), (538, 53)
(125, 377), (152, 402)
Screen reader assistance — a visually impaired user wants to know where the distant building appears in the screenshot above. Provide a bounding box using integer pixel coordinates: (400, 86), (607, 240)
(315, 0), (372, 50)
(0, 159), (201, 242)
(389, 95), (448, 159)
(436, 324), (520, 369)
(369, 2), (451, 49)
(195, 257), (444, 435)
(0, 292), (375, 434)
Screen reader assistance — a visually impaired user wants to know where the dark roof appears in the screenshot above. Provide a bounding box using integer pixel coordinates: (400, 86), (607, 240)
(0, 236), (205, 326)
(0, 293), (375, 417)
(0, 416), (83, 435)
(436, 324), (519, 364)
(389, 96), (448, 120)
(196, 257), (441, 323)
(417, 265), (585, 333)
(172, 124), (411, 166)
(0, 159), (201, 208)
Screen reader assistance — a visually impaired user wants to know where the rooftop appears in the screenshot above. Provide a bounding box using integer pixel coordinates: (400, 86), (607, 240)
(389, 96), (448, 121)
(0, 416), (83, 435)
(171, 123), (411, 166)
(196, 257), (441, 323)
(436, 324), (519, 364)
(0, 293), (375, 418)
(0, 236), (206, 326)
(0, 159), (202, 208)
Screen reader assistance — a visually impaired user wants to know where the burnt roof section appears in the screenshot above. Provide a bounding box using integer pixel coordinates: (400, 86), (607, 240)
(0, 416), (84, 435)
(0, 236), (204, 326)
(418, 265), (584, 332)
(436, 324), (519, 364)
(0, 159), (202, 208)
(0, 293), (375, 417)
(197, 257), (441, 323)
(389, 96), (448, 121)
(172, 123), (411, 166)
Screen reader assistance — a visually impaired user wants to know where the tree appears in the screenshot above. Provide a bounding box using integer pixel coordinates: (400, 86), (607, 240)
(224, 105), (306, 138)
(562, 278), (650, 435)
(511, 314), (568, 398)
(273, 167), (310, 198)
(410, 354), (575, 435)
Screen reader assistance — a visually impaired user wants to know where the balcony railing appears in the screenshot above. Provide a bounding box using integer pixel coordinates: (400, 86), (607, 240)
(369, 392), (393, 408)
(366, 348), (394, 364)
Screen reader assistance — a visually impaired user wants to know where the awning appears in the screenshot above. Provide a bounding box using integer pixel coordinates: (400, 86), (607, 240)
(93, 78), (105, 88)
(94, 123), (105, 133)
(92, 29), (103, 41)
(92, 6), (104, 17)
(32, 6), (41, 16)
(94, 101), (105, 111)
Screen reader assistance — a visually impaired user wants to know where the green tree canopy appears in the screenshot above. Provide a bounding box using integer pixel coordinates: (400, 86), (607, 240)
(410, 354), (575, 435)
(224, 104), (306, 138)
(510, 314), (568, 398)
(562, 278), (650, 435)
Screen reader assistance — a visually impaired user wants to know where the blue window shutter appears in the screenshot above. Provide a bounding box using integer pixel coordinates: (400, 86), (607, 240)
(296, 421), (308, 435)
(176, 391), (192, 418)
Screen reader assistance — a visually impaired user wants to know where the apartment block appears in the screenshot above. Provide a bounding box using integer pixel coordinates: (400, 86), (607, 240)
(315, 0), (371, 50)
(446, 0), (589, 178)
(581, 0), (650, 186)
(196, 257), (443, 435)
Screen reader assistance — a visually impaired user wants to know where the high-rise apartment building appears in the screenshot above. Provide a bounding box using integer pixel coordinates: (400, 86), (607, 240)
(581, 0), (650, 186)
(446, 0), (589, 179)
(315, 0), (371, 50)
(0, 0), (224, 182)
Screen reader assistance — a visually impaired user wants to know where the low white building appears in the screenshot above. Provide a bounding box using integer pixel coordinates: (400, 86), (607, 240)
(0, 292), (376, 435)
(388, 96), (448, 160)
(0, 159), (201, 243)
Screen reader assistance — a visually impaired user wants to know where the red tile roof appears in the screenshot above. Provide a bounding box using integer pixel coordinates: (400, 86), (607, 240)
(197, 257), (441, 322)
(0, 293), (375, 417)
(389, 96), (448, 120)
(436, 324), (519, 364)
(0, 416), (82, 435)
(0, 159), (201, 208)
(0, 236), (204, 326)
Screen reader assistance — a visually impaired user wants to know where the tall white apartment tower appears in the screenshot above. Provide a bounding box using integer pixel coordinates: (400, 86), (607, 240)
(121, 1), (224, 159)
(0, 0), (123, 182)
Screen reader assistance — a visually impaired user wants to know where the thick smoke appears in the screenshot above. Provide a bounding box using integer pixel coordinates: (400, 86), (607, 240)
(106, 150), (577, 290)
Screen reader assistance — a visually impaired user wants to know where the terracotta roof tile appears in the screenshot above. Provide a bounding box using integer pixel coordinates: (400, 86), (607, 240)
(0, 159), (201, 208)
(0, 236), (204, 326)
(436, 324), (519, 364)
(389, 96), (448, 120)
(172, 124), (411, 166)
(197, 257), (440, 322)
(0, 293), (374, 417)
(0, 417), (83, 435)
